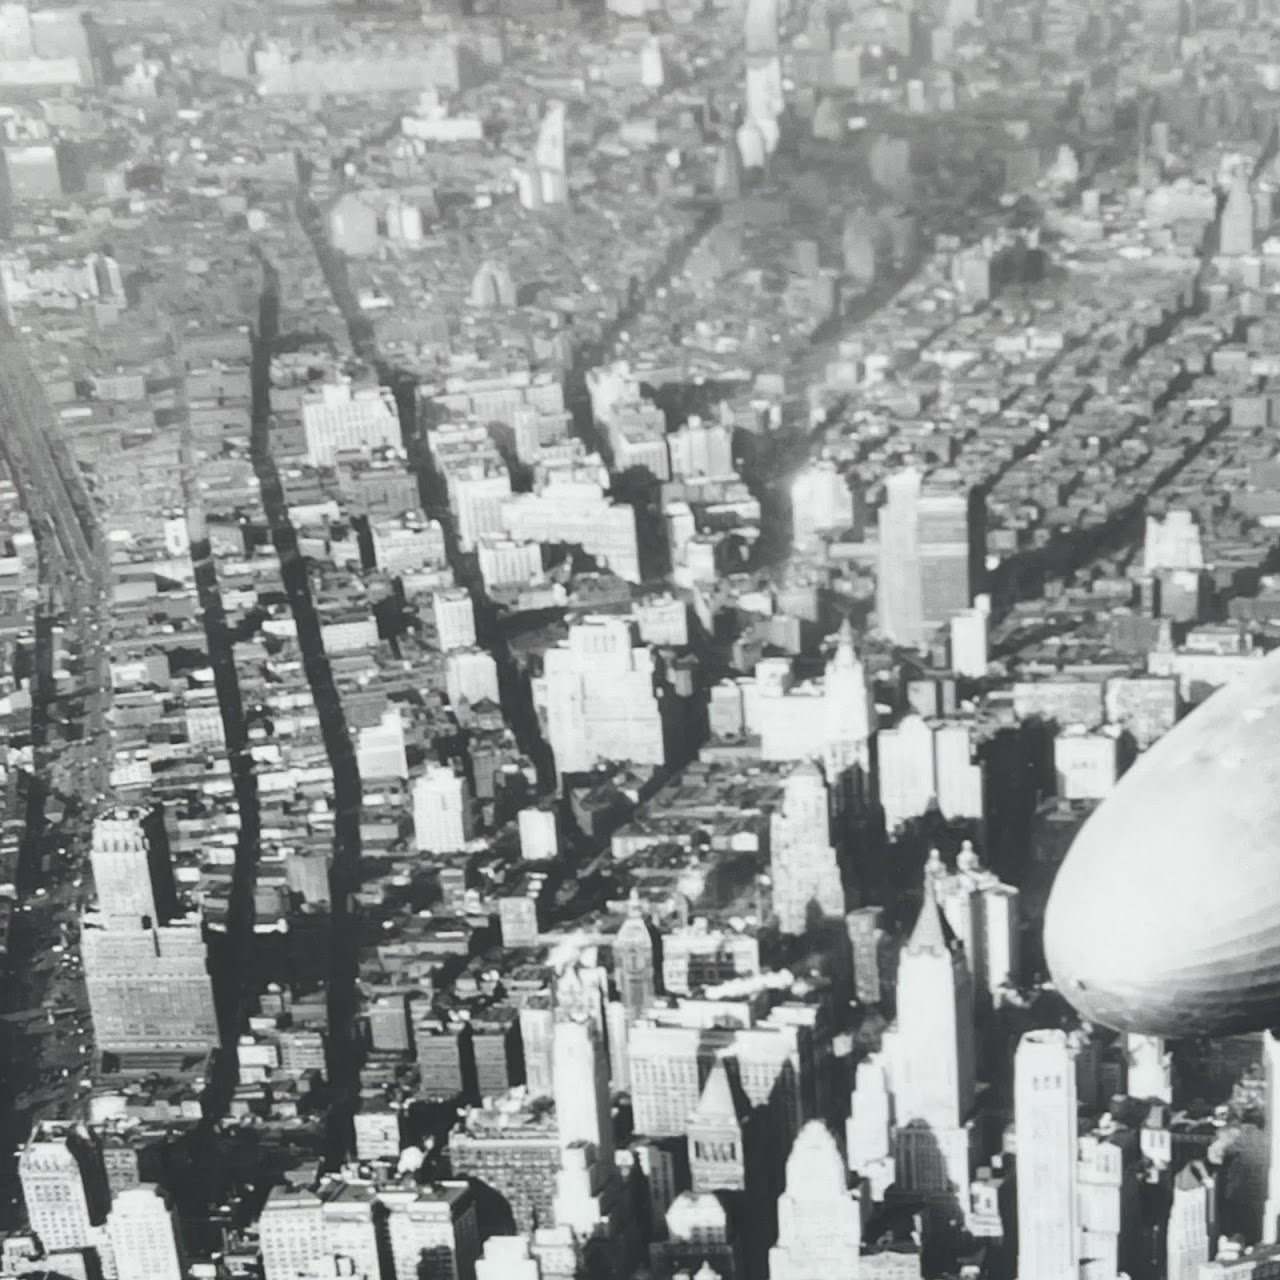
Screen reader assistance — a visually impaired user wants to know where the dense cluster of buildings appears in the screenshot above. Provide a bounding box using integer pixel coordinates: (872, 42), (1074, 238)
(1, 0), (1280, 1279)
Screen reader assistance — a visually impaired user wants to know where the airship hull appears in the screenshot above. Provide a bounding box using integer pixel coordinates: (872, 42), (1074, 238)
(1043, 649), (1280, 1038)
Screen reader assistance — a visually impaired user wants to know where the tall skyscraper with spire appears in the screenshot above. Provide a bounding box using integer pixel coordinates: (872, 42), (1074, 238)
(769, 1122), (862, 1280)
(1015, 1029), (1080, 1280)
(893, 863), (975, 1205)
(822, 617), (874, 780)
(770, 762), (845, 935)
(613, 891), (655, 1020)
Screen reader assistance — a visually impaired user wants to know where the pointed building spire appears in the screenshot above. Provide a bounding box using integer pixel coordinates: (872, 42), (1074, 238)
(692, 1058), (741, 1126)
(827, 615), (859, 669)
(905, 858), (955, 956)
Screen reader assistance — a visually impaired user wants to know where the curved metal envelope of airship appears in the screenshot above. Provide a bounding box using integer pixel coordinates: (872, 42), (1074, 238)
(1044, 647), (1280, 1038)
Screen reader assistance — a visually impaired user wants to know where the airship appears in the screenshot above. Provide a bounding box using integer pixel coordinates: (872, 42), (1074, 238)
(1043, 647), (1280, 1038)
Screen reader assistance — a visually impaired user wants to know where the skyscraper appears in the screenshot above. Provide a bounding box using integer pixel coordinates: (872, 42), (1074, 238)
(534, 100), (568, 205)
(628, 1022), (703, 1138)
(654, 1192), (742, 1280)
(949, 606), (989, 678)
(1014, 1029), (1079, 1280)
(768, 1122), (862, 1280)
(769, 762), (845, 935)
(931, 843), (1021, 1001)
(552, 979), (613, 1166)
(613, 890), (655, 1019)
(876, 468), (977, 650)
(847, 1054), (895, 1201)
(1078, 1128), (1133, 1280)
(846, 906), (886, 1005)
(744, 0), (779, 55)
(893, 867), (975, 1202)
(1168, 1161), (1215, 1280)
(532, 615), (670, 778)
(106, 1185), (184, 1280)
(550, 985), (637, 1280)
(688, 1059), (751, 1194)
(1221, 168), (1255, 256)
(1265, 1030), (1280, 1244)
(822, 618), (874, 780)
(877, 469), (925, 648)
(18, 1124), (107, 1254)
(876, 713), (936, 833)
(791, 460), (854, 548)
(1125, 1033), (1172, 1103)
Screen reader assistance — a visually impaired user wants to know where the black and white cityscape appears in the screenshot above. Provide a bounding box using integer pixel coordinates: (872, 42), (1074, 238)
(0, 0), (1274, 1279)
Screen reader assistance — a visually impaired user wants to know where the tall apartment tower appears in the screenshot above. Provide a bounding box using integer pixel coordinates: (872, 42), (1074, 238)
(769, 762), (845, 935)
(613, 890), (655, 1019)
(107, 1185), (185, 1280)
(412, 763), (474, 854)
(1015, 1029), (1080, 1280)
(18, 1124), (107, 1253)
(876, 468), (977, 650)
(768, 1122), (862, 1280)
(893, 868), (975, 1201)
